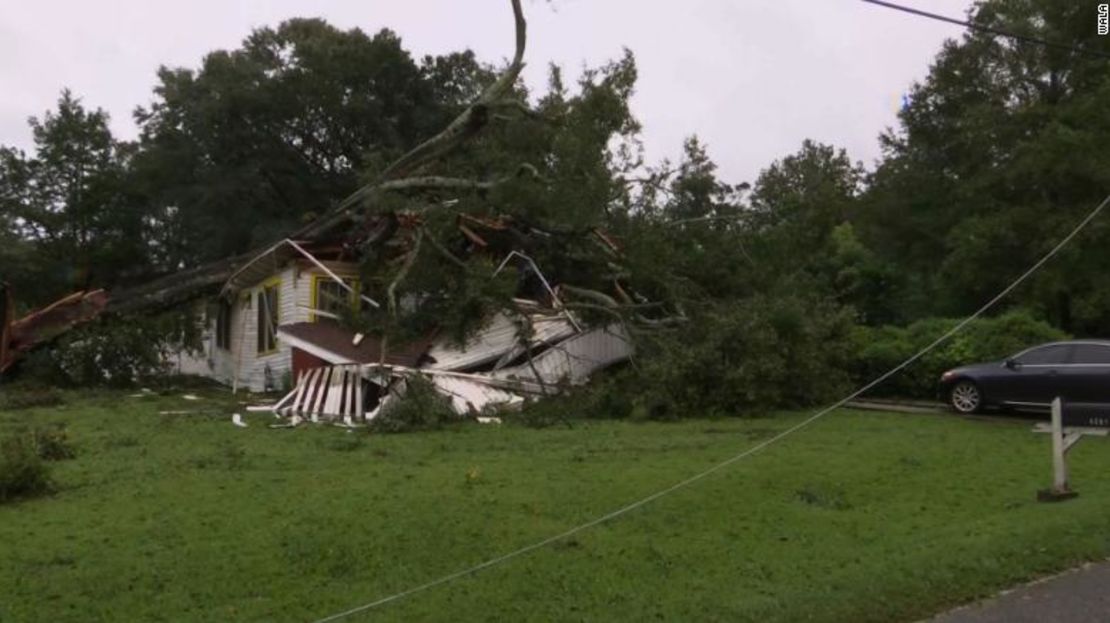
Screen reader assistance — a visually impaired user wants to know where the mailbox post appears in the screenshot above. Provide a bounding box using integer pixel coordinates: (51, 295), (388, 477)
(1034, 397), (1109, 502)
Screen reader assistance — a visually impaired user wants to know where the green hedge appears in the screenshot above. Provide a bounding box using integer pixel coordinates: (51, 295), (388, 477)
(623, 292), (857, 418)
(850, 310), (1069, 399)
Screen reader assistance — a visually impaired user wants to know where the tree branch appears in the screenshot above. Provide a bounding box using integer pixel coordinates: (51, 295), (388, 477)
(377, 163), (545, 194)
(290, 0), (528, 242)
(560, 284), (621, 308)
(421, 226), (467, 269)
(378, 0), (526, 181)
(387, 230), (423, 317)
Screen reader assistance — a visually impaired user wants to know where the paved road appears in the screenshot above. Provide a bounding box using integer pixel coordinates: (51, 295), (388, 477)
(929, 561), (1110, 623)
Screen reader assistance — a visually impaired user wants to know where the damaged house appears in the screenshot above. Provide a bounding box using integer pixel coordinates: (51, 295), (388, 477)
(1, 0), (665, 420)
(169, 221), (634, 424)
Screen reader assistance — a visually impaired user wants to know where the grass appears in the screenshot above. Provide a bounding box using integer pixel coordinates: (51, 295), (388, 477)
(2, 389), (1110, 622)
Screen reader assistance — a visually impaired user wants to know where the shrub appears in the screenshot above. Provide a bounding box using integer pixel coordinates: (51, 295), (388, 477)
(850, 309), (1069, 399)
(30, 425), (77, 461)
(370, 376), (456, 433)
(0, 434), (55, 503)
(47, 312), (200, 388)
(515, 390), (595, 427)
(627, 292), (856, 418)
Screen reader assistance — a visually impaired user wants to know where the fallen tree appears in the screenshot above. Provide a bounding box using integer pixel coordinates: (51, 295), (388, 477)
(0, 0), (582, 374)
(2, 0), (692, 385)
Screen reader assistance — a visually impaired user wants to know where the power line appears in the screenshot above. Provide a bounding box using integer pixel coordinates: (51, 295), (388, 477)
(311, 194), (1110, 622)
(860, 0), (1110, 61)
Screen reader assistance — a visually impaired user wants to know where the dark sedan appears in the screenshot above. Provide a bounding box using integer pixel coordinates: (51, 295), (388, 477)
(938, 340), (1110, 414)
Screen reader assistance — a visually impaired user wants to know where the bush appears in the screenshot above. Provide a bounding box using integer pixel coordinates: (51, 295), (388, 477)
(626, 292), (857, 419)
(850, 309), (1069, 399)
(369, 376), (457, 433)
(30, 425), (77, 461)
(46, 312), (200, 388)
(515, 389), (601, 427)
(0, 434), (55, 503)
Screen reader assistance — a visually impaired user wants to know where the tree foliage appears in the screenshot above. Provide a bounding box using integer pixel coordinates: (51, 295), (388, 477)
(132, 19), (494, 268)
(0, 91), (144, 302)
(4, 0), (1110, 408)
(861, 0), (1110, 332)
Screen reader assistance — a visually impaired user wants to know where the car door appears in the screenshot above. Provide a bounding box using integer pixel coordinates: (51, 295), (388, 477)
(1007, 344), (1075, 406)
(1063, 343), (1110, 405)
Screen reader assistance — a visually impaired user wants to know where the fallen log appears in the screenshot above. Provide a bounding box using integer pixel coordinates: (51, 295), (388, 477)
(1, 287), (110, 374)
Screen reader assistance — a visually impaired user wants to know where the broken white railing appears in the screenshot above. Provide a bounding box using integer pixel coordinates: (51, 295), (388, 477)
(265, 324), (633, 426)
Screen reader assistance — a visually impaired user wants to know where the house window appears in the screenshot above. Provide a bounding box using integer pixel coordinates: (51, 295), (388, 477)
(311, 275), (359, 322)
(257, 280), (280, 354)
(215, 300), (232, 350)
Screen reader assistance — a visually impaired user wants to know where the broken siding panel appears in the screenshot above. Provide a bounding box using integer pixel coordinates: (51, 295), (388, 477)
(494, 325), (632, 386)
(426, 313), (520, 370)
(426, 312), (577, 371)
(431, 375), (525, 414)
(491, 314), (578, 369)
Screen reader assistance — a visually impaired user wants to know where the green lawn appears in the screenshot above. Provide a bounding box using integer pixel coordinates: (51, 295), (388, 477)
(2, 389), (1110, 622)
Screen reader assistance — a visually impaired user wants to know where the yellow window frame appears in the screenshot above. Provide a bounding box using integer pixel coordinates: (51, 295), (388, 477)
(256, 276), (281, 355)
(310, 274), (360, 322)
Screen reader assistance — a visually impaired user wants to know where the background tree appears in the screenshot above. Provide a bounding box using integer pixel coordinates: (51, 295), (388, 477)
(860, 0), (1110, 332)
(0, 91), (144, 303)
(132, 19), (494, 269)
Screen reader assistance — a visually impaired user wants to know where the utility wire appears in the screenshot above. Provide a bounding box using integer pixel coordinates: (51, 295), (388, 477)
(860, 0), (1110, 60)
(312, 194), (1110, 623)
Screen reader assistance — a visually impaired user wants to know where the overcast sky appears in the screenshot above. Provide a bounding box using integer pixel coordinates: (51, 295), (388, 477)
(1, 0), (974, 184)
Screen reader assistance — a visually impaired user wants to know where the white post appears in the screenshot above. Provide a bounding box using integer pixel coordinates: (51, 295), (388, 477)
(1037, 396), (1081, 502)
(1051, 397), (1068, 493)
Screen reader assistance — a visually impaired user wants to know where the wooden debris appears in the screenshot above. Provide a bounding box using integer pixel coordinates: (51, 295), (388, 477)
(1, 288), (109, 374)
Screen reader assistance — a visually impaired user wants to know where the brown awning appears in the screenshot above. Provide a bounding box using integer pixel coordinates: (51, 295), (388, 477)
(276, 322), (433, 367)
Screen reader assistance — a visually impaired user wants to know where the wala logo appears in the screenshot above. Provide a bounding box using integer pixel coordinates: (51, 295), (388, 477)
(1101, 3), (1109, 36)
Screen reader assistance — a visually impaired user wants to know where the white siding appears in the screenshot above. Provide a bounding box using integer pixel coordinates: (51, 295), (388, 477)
(233, 266), (295, 392)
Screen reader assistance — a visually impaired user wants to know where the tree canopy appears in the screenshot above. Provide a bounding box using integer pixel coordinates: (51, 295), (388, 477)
(3, 0), (1110, 407)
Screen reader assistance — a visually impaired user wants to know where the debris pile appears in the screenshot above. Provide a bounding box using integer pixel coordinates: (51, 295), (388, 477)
(267, 302), (632, 426)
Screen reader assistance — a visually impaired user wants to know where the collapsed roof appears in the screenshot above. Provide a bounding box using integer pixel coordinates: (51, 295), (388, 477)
(268, 305), (633, 426)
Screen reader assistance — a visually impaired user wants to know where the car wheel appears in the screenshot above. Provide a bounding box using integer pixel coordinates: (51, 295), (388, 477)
(949, 380), (982, 414)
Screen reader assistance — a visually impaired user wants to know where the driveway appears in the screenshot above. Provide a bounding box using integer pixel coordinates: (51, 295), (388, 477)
(928, 561), (1110, 622)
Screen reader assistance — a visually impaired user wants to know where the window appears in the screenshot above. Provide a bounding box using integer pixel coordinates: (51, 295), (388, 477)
(312, 275), (359, 322)
(215, 300), (232, 350)
(257, 280), (280, 354)
(1016, 344), (1072, 365)
(1071, 344), (1110, 365)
